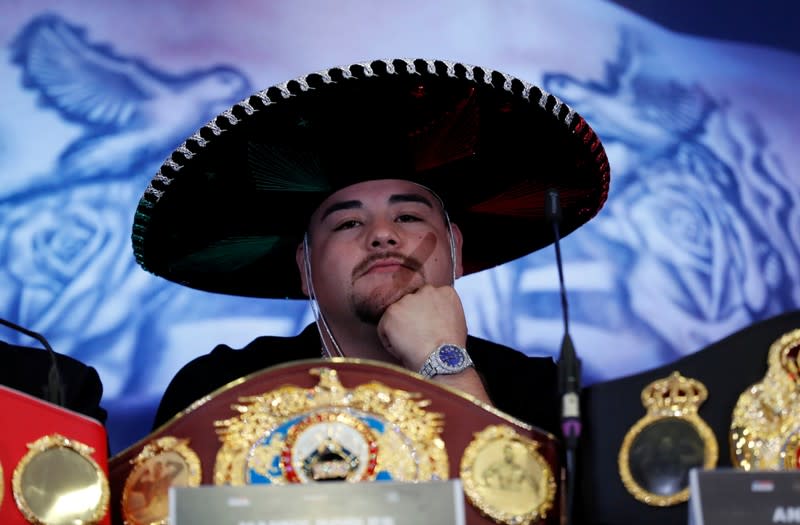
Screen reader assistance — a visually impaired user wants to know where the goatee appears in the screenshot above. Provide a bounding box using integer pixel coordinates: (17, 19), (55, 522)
(351, 284), (416, 325)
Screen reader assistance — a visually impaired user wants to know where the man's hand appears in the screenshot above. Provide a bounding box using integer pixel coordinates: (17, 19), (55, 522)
(377, 284), (467, 371)
(376, 285), (493, 405)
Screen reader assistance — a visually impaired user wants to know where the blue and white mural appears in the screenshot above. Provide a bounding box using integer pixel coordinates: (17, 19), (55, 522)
(1, 0), (798, 453)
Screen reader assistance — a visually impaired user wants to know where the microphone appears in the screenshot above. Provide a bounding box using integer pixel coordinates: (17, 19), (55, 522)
(0, 317), (65, 406)
(545, 188), (582, 525)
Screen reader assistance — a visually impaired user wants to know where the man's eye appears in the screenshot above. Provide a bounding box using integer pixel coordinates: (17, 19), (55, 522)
(396, 214), (421, 223)
(333, 219), (361, 231)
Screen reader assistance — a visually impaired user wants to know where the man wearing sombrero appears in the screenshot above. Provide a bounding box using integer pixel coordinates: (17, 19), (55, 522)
(134, 59), (609, 433)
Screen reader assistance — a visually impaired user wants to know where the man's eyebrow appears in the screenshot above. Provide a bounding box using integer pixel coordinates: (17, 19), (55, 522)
(318, 200), (362, 222)
(318, 193), (434, 222)
(388, 193), (434, 208)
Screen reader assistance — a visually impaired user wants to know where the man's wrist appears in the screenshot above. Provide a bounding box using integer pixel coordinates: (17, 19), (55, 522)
(418, 344), (473, 378)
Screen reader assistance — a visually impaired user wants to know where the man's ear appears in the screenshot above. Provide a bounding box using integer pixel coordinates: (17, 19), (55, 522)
(451, 223), (465, 278)
(295, 242), (310, 297)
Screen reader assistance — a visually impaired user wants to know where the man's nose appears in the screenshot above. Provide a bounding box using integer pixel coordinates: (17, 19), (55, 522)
(368, 219), (399, 248)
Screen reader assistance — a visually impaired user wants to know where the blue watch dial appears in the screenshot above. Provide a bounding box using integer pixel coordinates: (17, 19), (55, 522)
(419, 344), (473, 378)
(439, 345), (466, 367)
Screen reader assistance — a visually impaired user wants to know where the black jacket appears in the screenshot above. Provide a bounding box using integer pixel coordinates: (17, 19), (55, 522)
(153, 323), (559, 435)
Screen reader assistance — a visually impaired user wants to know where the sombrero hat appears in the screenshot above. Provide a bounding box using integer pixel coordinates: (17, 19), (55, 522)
(132, 58), (610, 299)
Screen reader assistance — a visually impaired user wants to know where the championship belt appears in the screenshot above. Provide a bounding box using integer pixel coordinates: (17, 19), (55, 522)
(731, 328), (800, 470)
(618, 372), (718, 506)
(109, 359), (561, 525)
(0, 385), (110, 525)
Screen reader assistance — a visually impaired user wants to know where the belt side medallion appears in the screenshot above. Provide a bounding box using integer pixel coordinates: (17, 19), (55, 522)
(121, 436), (202, 525)
(731, 328), (800, 470)
(12, 433), (109, 525)
(618, 371), (718, 506)
(214, 367), (449, 485)
(460, 425), (556, 525)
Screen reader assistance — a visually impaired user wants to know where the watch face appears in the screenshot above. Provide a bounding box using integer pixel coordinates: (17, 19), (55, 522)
(438, 345), (466, 369)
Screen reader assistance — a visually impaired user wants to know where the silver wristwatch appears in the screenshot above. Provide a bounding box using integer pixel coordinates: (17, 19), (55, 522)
(418, 344), (473, 378)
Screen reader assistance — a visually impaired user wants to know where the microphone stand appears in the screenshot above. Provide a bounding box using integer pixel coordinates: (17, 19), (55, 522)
(0, 317), (65, 406)
(546, 189), (582, 525)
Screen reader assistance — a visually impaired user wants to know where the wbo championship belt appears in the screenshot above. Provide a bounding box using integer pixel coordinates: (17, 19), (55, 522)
(109, 359), (560, 525)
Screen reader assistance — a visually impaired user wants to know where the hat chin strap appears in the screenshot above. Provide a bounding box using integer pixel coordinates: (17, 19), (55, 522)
(412, 182), (457, 285)
(443, 210), (457, 284)
(303, 233), (345, 358)
(302, 218), (458, 360)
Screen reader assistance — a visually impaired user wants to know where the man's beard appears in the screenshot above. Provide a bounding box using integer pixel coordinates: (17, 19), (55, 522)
(350, 281), (420, 325)
(349, 252), (424, 324)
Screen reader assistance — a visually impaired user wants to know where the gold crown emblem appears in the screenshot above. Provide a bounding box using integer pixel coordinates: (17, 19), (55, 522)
(640, 371), (707, 414)
(731, 328), (800, 471)
(772, 329), (800, 381)
(619, 371), (718, 506)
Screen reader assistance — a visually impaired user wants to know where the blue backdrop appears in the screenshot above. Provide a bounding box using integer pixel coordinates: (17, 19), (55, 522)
(1, 0), (798, 454)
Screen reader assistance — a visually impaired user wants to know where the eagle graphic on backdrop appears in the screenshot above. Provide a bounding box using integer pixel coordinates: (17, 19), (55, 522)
(10, 14), (252, 190)
(1, 13), (255, 405)
(535, 28), (799, 371)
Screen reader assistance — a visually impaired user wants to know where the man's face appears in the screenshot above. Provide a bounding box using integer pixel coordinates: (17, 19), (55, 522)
(296, 179), (463, 325)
